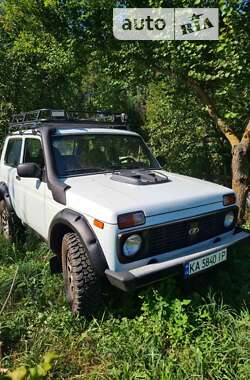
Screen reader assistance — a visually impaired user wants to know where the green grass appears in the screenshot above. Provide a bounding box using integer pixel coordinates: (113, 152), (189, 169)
(0, 228), (250, 380)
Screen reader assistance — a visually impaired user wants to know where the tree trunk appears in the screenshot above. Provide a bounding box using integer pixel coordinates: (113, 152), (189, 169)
(232, 122), (250, 223)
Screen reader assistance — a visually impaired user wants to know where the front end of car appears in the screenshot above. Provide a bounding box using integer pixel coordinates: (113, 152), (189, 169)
(59, 128), (250, 292)
(104, 193), (250, 291)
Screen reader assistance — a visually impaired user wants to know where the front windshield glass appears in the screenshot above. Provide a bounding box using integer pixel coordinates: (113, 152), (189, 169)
(51, 133), (159, 177)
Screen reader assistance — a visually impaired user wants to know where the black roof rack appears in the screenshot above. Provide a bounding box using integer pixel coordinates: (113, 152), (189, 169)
(9, 109), (129, 132)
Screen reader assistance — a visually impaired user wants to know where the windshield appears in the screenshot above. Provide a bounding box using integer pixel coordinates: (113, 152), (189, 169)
(51, 133), (159, 177)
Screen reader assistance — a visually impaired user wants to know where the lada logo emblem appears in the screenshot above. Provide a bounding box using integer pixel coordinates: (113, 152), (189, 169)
(188, 223), (200, 236)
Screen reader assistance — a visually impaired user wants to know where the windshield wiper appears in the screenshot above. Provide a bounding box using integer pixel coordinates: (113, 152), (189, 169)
(63, 167), (109, 175)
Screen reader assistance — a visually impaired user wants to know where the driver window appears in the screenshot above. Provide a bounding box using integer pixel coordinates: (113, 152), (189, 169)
(4, 138), (22, 167)
(23, 138), (44, 168)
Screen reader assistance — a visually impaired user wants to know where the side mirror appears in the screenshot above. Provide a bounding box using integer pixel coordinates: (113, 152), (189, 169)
(17, 163), (42, 179)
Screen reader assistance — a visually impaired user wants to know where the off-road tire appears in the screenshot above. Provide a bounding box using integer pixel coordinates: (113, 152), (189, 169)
(62, 232), (103, 316)
(0, 200), (24, 243)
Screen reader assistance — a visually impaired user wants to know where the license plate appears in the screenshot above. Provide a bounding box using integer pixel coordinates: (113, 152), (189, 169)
(184, 249), (227, 278)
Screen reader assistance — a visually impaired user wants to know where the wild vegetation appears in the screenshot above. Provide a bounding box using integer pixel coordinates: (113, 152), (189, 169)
(0, 0), (250, 378)
(0, 226), (250, 379)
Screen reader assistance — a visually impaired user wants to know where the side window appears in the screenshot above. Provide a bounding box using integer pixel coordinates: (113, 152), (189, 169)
(23, 139), (44, 168)
(4, 139), (22, 167)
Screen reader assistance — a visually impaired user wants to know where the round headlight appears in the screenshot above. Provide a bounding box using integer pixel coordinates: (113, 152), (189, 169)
(224, 211), (234, 228)
(123, 234), (142, 257)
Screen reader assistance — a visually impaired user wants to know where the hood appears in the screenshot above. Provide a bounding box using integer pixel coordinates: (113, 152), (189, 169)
(64, 170), (232, 224)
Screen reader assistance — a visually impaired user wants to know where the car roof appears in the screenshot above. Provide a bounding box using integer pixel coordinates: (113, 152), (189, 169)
(9, 126), (139, 137)
(53, 127), (139, 137)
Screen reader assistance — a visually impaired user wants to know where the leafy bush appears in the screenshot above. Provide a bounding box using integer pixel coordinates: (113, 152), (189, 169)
(0, 352), (57, 380)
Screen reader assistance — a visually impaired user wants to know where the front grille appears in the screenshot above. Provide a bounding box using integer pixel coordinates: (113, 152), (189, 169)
(148, 209), (236, 256)
(118, 207), (237, 263)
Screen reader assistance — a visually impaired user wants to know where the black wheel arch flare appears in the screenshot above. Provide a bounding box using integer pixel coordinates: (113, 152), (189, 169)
(49, 208), (108, 277)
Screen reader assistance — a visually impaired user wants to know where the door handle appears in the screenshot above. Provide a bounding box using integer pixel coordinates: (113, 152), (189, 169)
(16, 175), (21, 181)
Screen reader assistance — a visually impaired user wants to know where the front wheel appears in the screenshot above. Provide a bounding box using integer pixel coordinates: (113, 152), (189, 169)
(0, 200), (24, 243)
(0, 200), (25, 244)
(62, 232), (103, 316)
(0, 200), (13, 241)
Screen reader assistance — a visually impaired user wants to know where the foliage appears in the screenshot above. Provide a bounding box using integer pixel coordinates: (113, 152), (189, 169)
(0, 0), (84, 111)
(0, 232), (250, 379)
(80, 0), (250, 133)
(1, 0), (249, 125)
(144, 80), (231, 183)
(0, 352), (58, 380)
(0, 103), (13, 145)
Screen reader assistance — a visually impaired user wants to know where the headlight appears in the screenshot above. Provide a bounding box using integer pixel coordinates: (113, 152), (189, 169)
(224, 211), (235, 228)
(123, 234), (142, 257)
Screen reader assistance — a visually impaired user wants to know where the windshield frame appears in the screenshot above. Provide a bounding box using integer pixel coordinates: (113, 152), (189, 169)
(51, 132), (161, 178)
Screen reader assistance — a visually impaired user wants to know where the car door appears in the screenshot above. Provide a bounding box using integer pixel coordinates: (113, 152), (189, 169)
(0, 137), (24, 218)
(17, 137), (47, 238)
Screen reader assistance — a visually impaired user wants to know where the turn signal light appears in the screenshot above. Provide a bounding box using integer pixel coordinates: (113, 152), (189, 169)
(94, 219), (104, 229)
(223, 194), (236, 206)
(117, 211), (145, 229)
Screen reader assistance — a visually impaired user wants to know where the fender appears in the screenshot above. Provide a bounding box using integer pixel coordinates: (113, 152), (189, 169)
(0, 182), (14, 212)
(49, 209), (108, 277)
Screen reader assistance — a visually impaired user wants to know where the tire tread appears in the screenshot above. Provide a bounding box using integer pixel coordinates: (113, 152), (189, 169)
(62, 232), (102, 316)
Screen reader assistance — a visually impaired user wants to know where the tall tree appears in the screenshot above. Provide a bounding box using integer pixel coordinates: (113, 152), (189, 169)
(79, 0), (250, 221)
(0, 0), (249, 219)
(0, 0), (87, 112)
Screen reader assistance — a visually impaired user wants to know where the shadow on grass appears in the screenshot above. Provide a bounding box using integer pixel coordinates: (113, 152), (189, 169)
(0, 229), (42, 266)
(105, 242), (250, 318)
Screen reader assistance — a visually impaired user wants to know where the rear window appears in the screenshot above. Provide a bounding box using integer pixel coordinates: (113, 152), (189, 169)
(4, 139), (22, 167)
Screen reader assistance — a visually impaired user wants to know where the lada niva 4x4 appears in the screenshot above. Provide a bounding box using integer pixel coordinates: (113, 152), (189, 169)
(0, 109), (249, 314)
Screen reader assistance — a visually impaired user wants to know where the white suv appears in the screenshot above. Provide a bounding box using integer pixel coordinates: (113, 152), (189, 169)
(0, 109), (249, 315)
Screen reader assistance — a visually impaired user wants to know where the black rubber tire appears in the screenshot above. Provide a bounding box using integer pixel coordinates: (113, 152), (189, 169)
(62, 232), (103, 316)
(0, 200), (24, 243)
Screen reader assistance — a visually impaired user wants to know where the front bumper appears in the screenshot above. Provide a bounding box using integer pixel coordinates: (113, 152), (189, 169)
(105, 229), (250, 292)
